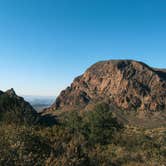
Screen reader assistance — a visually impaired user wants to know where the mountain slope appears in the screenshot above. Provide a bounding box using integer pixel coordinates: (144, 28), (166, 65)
(49, 60), (166, 112)
(0, 89), (39, 124)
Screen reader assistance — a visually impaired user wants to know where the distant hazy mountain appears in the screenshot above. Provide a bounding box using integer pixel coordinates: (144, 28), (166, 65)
(23, 95), (55, 112)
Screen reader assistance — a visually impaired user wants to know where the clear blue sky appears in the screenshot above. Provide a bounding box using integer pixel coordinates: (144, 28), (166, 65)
(0, 0), (166, 96)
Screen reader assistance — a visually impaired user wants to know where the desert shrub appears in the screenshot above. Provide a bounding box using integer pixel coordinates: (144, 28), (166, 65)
(82, 103), (122, 145)
(59, 103), (122, 145)
(111, 126), (166, 165)
(0, 102), (165, 166)
(61, 111), (83, 134)
(45, 133), (90, 166)
(0, 124), (51, 166)
(0, 123), (165, 166)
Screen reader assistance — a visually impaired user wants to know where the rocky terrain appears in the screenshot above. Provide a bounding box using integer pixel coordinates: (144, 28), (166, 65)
(0, 88), (39, 124)
(49, 60), (166, 113)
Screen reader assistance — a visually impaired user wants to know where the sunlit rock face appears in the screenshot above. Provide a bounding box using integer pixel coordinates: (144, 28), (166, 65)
(50, 60), (166, 112)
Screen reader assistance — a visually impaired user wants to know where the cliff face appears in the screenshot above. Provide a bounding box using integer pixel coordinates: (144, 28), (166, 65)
(50, 60), (166, 112)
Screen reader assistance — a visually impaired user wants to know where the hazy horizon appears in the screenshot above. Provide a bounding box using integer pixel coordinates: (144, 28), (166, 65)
(1, 0), (166, 96)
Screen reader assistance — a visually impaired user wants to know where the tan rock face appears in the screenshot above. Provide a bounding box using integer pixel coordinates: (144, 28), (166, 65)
(51, 60), (166, 112)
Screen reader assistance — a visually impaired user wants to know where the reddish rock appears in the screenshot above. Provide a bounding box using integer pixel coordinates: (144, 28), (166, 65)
(50, 60), (166, 112)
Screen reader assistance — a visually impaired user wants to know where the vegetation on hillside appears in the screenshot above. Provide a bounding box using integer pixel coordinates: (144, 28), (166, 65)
(0, 92), (39, 125)
(0, 103), (165, 166)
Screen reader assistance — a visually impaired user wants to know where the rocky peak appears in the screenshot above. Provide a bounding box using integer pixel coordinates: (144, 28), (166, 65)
(49, 60), (166, 112)
(5, 88), (17, 97)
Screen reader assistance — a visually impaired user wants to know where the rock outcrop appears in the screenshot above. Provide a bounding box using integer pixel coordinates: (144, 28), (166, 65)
(50, 60), (166, 112)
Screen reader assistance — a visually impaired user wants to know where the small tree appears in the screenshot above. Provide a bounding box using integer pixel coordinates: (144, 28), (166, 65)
(83, 103), (122, 145)
(61, 111), (83, 134)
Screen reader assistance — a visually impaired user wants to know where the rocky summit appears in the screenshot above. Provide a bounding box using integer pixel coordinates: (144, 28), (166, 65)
(50, 60), (166, 112)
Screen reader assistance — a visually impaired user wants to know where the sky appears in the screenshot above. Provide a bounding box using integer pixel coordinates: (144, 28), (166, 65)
(0, 0), (166, 96)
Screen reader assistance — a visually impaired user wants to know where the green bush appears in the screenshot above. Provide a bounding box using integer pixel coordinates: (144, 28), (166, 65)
(82, 103), (122, 145)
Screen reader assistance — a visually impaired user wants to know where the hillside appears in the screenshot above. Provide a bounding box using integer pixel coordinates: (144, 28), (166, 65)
(49, 60), (166, 112)
(0, 89), (39, 124)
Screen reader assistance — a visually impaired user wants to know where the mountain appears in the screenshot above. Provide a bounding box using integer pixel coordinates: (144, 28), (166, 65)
(0, 88), (39, 124)
(49, 60), (166, 113)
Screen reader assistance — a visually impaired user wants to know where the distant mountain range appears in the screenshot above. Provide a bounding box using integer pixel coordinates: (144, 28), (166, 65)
(23, 95), (55, 112)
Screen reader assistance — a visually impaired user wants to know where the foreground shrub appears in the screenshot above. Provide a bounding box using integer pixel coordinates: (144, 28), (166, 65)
(82, 103), (122, 145)
(0, 124), (51, 165)
(0, 103), (165, 165)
